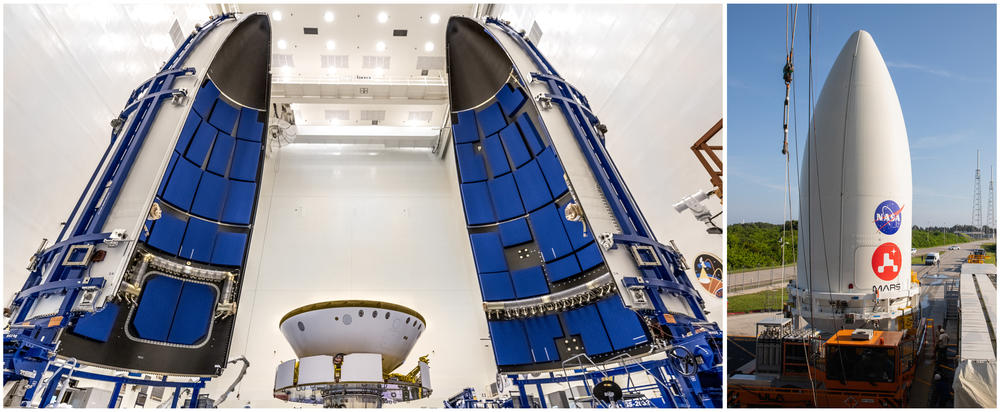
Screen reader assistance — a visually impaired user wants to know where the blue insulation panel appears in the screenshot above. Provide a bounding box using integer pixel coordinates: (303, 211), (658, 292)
(546, 254), (581, 282)
(456, 143), (487, 183)
(460, 182), (495, 225)
(236, 107), (264, 142)
(564, 304), (613, 355)
(498, 218), (532, 247)
(453, 110), (479, 144)
(496, 84), (526, 117)
(163, 158), (202, 210)
(536, 148), (568, 197)
(523, 314), (562, 362)
(208, 100), (239, 135)
(512, 159), (551, 211)
(147, 212), (187, 255)
(191, 172), (226, 220)
(166, 282), (217, 345)
(482, 134), (511, 177)
(469, 232), (507, 273)
(479, 271), (515, 301)
(192, 80), (220, 116)
(222, 180), (255, 225)
(71, 303), (120, 342)
(529, 204), (572, 260)
(576, 242), (604, 271)
(511, 266), (548, 298)
(488, 320), (533, 366)
(157, 154), (179, 196)
(476, 102), (506, 137)
(499, 122), (531, 167)
(186, 122), (216, 166)
(516, 113), (545, 155)
(132, 276), (183, 341)
(230, 139), (260, 181)
(180, 217), (216, 262)
(207, 133), (234, 175)
(488, 173), (524, 221)
(212, 231), (247, 266)
(176, 111), (201, 154)
(597, 296), (648, 350)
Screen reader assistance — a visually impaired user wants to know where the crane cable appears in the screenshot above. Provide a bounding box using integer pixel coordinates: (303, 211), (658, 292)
(778, 4), (798, 311)
(781, 5), (798, 156)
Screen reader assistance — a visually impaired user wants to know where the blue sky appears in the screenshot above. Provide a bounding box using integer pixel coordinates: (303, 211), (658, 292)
(728, 4), (997, 227)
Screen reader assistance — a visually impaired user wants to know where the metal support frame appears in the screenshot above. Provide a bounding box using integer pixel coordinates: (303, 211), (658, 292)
(37, 362), (207, 408)
(4, 14), (236, 405)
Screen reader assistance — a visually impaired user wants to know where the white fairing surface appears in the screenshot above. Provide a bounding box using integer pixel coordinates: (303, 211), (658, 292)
(798, 30), (912, 300)
(279, 306), (424, 373)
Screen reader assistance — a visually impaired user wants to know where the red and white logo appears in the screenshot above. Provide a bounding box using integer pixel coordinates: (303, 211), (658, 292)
(871, 242), (901, 281)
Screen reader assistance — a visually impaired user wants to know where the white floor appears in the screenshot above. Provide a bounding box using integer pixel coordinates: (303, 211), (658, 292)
(206, 143), (499, 407)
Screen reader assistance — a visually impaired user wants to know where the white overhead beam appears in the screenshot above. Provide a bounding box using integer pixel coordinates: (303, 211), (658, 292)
(270, 96), (447, 105)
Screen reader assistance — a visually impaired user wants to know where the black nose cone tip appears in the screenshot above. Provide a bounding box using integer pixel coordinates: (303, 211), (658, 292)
(445, 16), (514, 112)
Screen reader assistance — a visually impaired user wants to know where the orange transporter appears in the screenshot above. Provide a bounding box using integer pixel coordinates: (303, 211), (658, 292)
(728, 321), (928, 408)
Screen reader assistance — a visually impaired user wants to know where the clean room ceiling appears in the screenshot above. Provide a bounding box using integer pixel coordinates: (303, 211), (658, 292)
(235, 4), (476, 138)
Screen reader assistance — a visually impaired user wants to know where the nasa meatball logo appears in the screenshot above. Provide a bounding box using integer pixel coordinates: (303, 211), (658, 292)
(871, 242), (902, 281)
(874, 200), (903, 235)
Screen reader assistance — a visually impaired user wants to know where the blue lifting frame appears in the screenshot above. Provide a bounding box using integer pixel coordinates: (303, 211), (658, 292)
(484, 18), (723, 408)
(4, 13), (236, 405)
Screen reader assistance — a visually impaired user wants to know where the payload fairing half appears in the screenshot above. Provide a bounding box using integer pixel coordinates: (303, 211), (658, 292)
(5, 13), (271, 401)
(789, 30), (917, 332)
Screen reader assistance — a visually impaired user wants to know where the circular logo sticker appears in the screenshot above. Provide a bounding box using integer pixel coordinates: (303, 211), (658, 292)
(874, 200), (903, 235)
(871, 242), (902, 281)
(693, 254), (724, 298)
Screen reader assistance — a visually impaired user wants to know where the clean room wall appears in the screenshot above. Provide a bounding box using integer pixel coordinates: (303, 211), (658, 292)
(205, 143), (498, 407)
(3, 3), (218, 301)
(497, 4), (725, 321)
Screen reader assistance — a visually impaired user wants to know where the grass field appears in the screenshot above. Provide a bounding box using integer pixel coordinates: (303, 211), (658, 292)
(728, 288), (787, 313)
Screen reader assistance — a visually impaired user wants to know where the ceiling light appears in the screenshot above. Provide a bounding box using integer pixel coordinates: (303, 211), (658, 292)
(375, 41), (386, 52)
(429, 14), (440, 24)
(272, 10), (283, 21)
(324, 11), (334, 22)
(377, 12), (388, 23)
(326, 40), (335, 50)
(277, 39), (287, 50)
(424, 41), (434, 52)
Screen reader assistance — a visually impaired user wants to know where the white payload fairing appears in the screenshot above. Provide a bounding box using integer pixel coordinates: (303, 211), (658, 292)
(789, 30), (918, 332)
